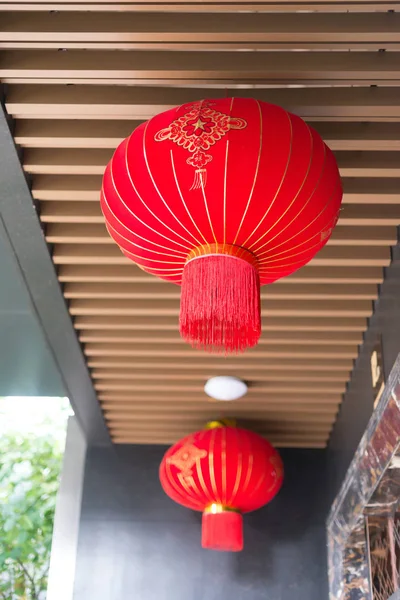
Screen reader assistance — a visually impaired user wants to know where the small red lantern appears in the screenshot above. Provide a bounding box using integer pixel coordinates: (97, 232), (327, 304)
(101, 98), (342, 353)
(159, 421), (283, 552)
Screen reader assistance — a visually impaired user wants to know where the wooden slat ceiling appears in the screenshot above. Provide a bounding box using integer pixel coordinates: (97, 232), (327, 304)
(1, 0), (399, 447)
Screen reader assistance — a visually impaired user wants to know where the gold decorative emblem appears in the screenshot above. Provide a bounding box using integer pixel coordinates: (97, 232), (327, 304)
(154, 100), (247, 189)
(167, 442), (207, 479)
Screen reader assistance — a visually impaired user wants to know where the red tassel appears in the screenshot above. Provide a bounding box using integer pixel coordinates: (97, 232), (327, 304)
(202, 511), (243, 552)
(179, 254), (261, 354)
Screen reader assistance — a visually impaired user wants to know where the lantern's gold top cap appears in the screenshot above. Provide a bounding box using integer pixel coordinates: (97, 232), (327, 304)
(205, 419), (236, 430)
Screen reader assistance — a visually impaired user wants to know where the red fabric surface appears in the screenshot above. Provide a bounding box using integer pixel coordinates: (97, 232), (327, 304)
(201, 511), (243, 552)
(159, 426), (284, 513)
(101, 98), (342, 285)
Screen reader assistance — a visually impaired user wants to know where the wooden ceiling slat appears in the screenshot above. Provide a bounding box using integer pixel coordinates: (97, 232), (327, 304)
(97, 391), (342, 403)
(79, 327), (362, 343)
(46, 222), (114, 243)
(110, 436), (326, 448)
(106, 416), (332, 429)
(92, 367), (348, 378)
(40, 201), (102, 223)
(1, 51), (400, 81)
(108, 434), (331, 447)
(82, 335), (359, 347)
(14, 118), (142, 147)
(9, 77), (400, 88)
(76, 311), (367, 329)
(95, 392), (344, 412)
(1, 0), (398, 9)
(70, 296), (375, 317)
(59, 264), (384, 284)
(3, 51), (399, 86)
(324, 226), (397, 246)
(90, 360), (352, 372)
(83, 341), (357, 358)
(110, 426), (329, 438)
(335, 152), (400, 178)
(71, 306), (371, 320)
(0, 4), (398, 18)
(6, 85), (400, 120)
(315, 123), (400, 151)
(93, 370), (347, 382)
(45, 222), (398, 247)
(76, 331), (351, 350)
(81, 337), (355, 354)
(107, 424), (332, 438)
(103, 409), (335, 421)
(340, 178), (400, 203)
(92, 351), (352, 370)
(109, 433), (330, 444)
(110, 424), (331, 434)
(24, 147), (113, 174)
(99, 401), (340, 415)
(65, 281), (378, 301)
(14, 120), (400, 151)
(103, 406), (337, 419)
(100, 395), (339, 407)
(337, 204), (400, 226)
(104, 416), (336, 428)
(99, 402), (341, 413)
(8, 77), (400, 88)
(52, 243), (391, 268)
(94, 381), (345, 393)
(33, 174), (103, 200)
(31, 173), (400, 203)
(29, 170), (400, 200)
(23, 149), (400, 179)
(1, 12), (399, 44)
(108, 425), (330, 439)
(105, 418), (332, 433)
(3, 42), (400, 52)
(39, 199), (400, 228)
(0, 1), (398, 14)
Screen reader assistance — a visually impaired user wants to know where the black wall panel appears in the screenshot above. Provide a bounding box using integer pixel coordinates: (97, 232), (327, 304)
(73, 446), (329, 600)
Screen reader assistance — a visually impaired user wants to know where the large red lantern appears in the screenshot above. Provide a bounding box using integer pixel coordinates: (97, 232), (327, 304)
(159, 421), (283, 552)
(101, 98), (342, 353)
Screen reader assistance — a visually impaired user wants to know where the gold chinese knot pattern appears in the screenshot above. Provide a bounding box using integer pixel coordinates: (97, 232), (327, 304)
(167, 442), (207, 476)
(167, 442), (207, 488)
(154, 101), (247, 189)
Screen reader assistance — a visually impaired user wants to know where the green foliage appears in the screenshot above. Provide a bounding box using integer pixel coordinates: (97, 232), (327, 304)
(0, 433), (64, 600)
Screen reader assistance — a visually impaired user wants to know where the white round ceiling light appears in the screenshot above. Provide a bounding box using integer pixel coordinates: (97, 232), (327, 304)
(204, 376), (248, 402)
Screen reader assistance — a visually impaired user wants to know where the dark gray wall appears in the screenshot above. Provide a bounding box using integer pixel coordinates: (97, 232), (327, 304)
(73, 446), (329, 600)
(328, 242), (400, 500)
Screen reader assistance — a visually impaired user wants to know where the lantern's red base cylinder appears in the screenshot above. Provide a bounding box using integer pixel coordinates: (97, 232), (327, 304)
(179, 248), (261, 355)
(201, 510), (243, 552)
